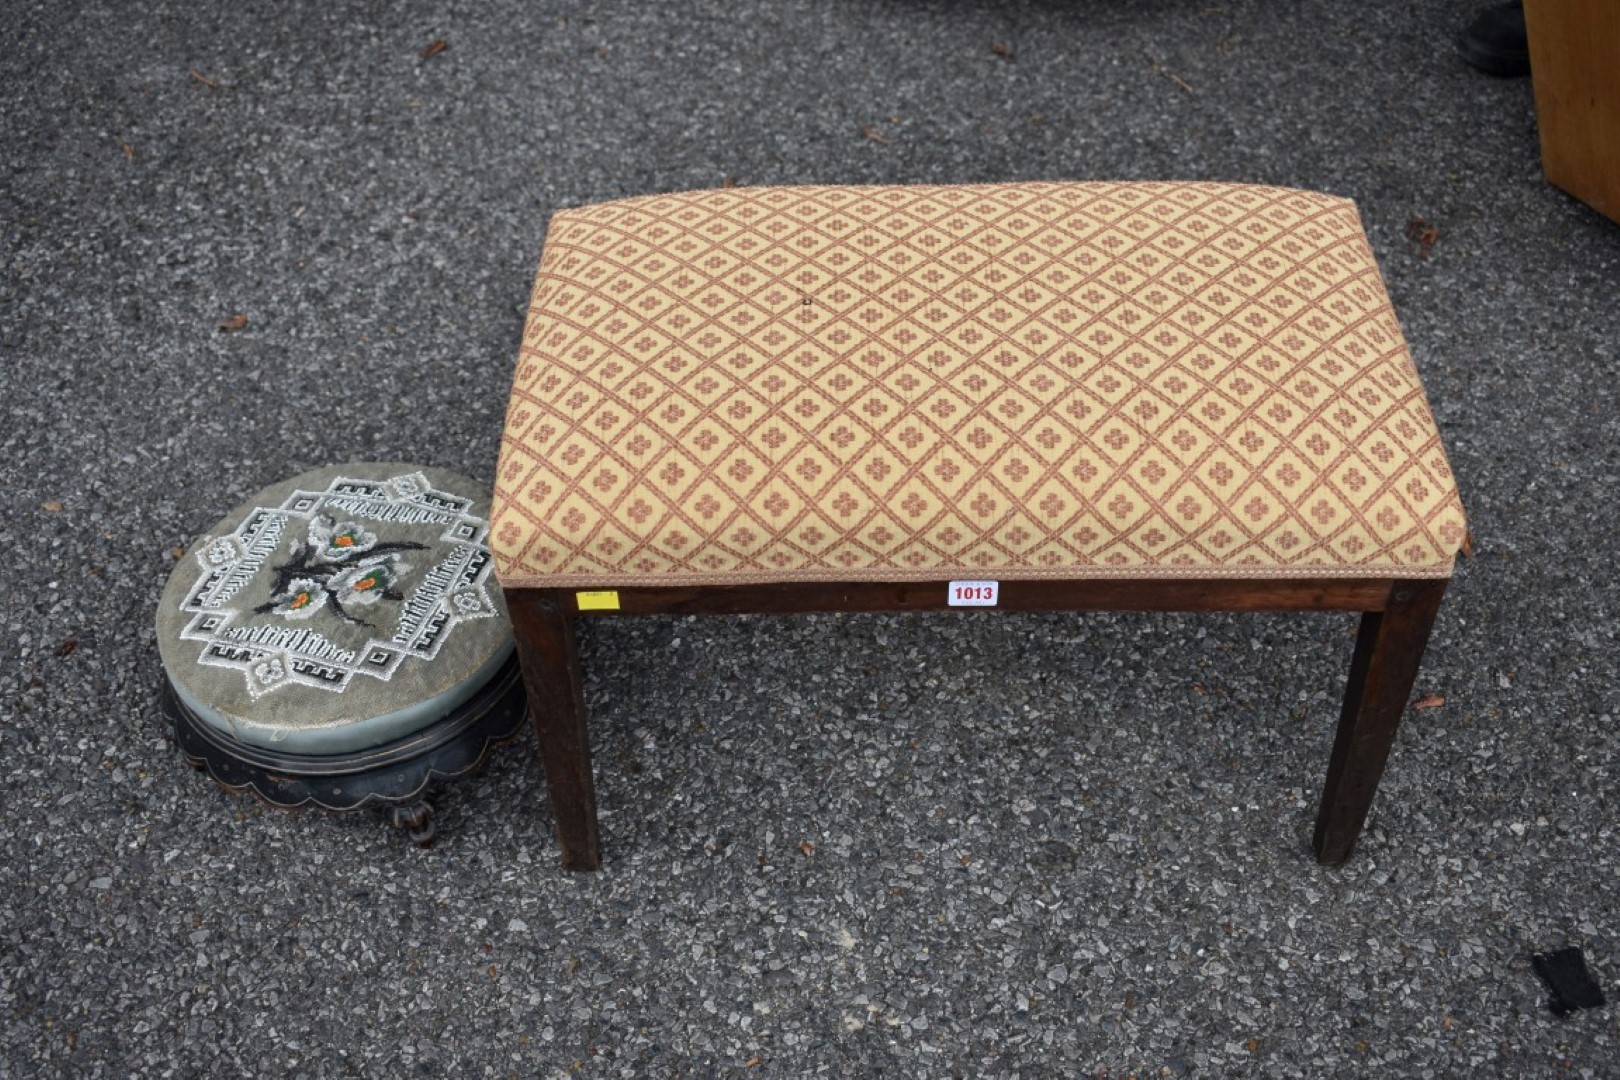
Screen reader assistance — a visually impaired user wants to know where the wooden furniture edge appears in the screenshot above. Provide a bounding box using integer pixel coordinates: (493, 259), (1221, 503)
(503, 577), (1399, 616)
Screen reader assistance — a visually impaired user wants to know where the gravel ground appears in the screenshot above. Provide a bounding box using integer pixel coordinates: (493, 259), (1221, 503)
(4, 0), (1618, 1075)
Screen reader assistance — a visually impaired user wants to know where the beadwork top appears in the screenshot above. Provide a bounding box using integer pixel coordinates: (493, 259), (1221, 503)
(157, 464), (512, 754)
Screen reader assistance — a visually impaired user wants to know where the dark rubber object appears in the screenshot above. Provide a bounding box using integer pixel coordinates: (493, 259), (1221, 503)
(1458, 2), (1530, 78)
(1531, 947), (1606, 1017)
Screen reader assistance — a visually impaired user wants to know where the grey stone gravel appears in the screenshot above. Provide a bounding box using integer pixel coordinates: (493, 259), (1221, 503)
(4, 0), (1618, 1075)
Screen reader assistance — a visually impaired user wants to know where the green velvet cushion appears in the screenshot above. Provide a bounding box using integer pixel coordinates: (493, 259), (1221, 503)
(156, 463), (514, 755)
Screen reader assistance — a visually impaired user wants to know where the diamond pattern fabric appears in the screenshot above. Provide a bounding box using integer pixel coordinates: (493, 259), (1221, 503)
(493, 182), (1466, 586)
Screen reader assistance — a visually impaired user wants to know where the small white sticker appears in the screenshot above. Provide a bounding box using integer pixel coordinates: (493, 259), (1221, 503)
(947, 580), (999, 607)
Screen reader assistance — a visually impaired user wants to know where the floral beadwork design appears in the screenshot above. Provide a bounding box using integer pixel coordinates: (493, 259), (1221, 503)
(330, 556), (408, 607)
(177, 469), (502, 700)
(252, 656), (287, 688)
(255, 516), (426, 628)
(310, 516), (379, 562)
(203, 536), (244, 568)
(269, 578), (329, 620)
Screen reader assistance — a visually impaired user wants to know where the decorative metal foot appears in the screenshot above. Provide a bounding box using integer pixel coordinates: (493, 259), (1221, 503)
(387, 800), (436, 847)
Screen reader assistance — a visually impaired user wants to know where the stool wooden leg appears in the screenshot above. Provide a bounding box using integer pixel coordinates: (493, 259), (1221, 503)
(1313, 578), (1448, 865)
(508, 593), (601, 871)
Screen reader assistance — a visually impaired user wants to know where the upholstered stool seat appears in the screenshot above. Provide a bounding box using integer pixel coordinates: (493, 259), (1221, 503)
(158, 463), (527, 844)
(493, 182), (1467, 870)
(496, 182), (1464, 585)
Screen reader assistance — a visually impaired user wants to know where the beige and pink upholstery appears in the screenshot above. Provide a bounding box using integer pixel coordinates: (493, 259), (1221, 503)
(492, 182), (1465, 588)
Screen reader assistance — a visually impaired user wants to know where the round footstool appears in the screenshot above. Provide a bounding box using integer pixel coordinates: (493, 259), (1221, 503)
(157, 463), (527, 845)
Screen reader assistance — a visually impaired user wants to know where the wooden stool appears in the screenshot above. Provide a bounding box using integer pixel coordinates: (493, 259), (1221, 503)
(158, 463), (527, 844)
(492, 182), (1467, 870)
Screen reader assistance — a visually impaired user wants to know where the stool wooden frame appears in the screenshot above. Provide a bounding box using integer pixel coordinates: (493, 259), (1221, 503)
(506, 574), (1445, 871)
